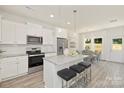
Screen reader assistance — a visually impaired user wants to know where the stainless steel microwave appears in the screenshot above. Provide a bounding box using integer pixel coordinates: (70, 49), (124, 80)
(27, 36), (43, 44)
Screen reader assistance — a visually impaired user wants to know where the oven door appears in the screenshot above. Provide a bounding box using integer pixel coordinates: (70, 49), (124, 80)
(28, 55), (44, 68)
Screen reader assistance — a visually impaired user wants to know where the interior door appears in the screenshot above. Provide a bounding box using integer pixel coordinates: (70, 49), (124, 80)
(109, 35), (124, 63)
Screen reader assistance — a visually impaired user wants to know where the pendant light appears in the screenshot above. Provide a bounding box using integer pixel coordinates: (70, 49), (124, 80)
(73, 9), (77, 36)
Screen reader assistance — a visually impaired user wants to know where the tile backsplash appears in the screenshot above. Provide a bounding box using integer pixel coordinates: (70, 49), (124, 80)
(0, 44), (56, 55)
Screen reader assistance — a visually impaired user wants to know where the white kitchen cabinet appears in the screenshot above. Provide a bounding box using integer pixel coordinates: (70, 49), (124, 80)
(43, 29), (55, 45)
(15, 23), (27, 44)
(1, 20), (28, 44)
(27, 23), (43, 37)
(0, 55), (28, 80)
(1, 57), (18, 79)
(1, 20), (16, 44)
(0, 16), (2, 41)
(56, 28), (67, 38)
(17, 56), (28, 74)
(45, 53), (57, 58)
(0, 63), (1, 82)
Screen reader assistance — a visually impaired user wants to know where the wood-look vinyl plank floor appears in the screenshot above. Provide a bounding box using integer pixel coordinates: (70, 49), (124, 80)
(1, 61), (124, 88)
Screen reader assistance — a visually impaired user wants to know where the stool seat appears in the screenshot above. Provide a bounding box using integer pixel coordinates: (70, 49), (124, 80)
(57, 68), (77, 81)
(78, 62), (91, 68)
(69, 65), (85, 73)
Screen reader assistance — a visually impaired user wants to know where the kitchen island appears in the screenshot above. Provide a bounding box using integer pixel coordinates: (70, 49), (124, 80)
(43, 55), (88, 88)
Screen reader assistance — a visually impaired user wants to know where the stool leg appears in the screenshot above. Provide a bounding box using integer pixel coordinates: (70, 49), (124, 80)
(90, 66), (92, 81)
(62, 79), (64, 88)
(66, 81), (68, 88)
(86, 69), (88, 85)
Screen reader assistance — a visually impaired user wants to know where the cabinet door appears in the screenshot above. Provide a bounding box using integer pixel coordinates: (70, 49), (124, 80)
(15, 23), (27, 44)
(1, 20), (16, 44)
(0, 62), (1, 82)
(43, 29), (54, 45)
(27, 23), (42, 37)
(17, 56), (28, 74)
(1, 58), (18, 79)
(0, 16), (2, 41)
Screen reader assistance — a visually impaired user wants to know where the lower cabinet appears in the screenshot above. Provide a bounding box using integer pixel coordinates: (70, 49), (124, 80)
(0, 63), (1, 82)
(17, 56), (28, 75)
(0, 56), (28, 81)
(1, 59), (18, 79)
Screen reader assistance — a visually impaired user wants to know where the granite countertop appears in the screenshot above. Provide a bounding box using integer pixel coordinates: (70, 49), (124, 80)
(0, 54), (28, 59)
(44, 55), (88, 66)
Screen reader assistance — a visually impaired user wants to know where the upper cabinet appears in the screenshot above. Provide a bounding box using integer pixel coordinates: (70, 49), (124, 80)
(0, 16), (1, 42)
(27, 23), (43, 37)
(56, 28), (67, 38)
(43, 28), (56, 45)
(1, 20), (16, 44)
(0, 19), (66, 45)
(1, 20), (27, 44)
(15, 23), (27, 44)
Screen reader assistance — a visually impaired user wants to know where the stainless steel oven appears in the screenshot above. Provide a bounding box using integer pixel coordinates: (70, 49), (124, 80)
(26, 49), (45, 74)
(27, 35), (43, 44)
(28, 54), (45, 68)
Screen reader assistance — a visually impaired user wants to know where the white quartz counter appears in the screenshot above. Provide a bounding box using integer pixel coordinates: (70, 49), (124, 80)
(0, 54), (28, 59)
(44, 55), (88, 66)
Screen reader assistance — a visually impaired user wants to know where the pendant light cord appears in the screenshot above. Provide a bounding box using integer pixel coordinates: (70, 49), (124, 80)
(73, 10), (77, 33)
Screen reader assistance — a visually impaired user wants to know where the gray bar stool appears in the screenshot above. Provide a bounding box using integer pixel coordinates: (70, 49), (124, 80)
(78, 62), (91, 84)
(57, 68), (77, 88)
(69, 64), (86, 86)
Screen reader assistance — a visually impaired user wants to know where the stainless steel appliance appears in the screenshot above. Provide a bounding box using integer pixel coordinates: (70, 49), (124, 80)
(26, 48), (45, 74)
(27, 35), (43, 44)
(57, 38), (68, 55)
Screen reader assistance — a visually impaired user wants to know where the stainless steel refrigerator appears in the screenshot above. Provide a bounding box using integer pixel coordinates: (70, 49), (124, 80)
(57, 38), (68, 55)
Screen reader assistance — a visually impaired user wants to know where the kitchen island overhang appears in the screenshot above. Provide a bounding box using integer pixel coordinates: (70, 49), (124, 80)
(43, 55), (88, 88)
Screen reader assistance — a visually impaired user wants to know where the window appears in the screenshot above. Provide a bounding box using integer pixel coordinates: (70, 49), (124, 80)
(84, 38), (92, 50)
(85, 39), (91, 44)
(94, 38), (102, 44)
(112, 38), (122, 50)
(94, 38), (102, 53)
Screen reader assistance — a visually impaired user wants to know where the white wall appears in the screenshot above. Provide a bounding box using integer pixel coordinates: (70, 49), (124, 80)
(78, 26), (124, 62)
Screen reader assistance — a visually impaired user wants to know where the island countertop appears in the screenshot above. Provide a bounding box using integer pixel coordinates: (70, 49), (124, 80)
(43, 55), (88, 66)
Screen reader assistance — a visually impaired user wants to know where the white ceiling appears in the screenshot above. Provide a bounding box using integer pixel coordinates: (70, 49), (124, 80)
(0, 5), (124, 32)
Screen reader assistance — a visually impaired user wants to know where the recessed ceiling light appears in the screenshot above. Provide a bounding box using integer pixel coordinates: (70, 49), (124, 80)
(58, 30), (62, 33)
(67, 22), (71, 25)
(50, 14), (54, 18)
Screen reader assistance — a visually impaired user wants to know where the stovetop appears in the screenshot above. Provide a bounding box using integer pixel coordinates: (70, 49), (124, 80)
(26, 50), (45, 55)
